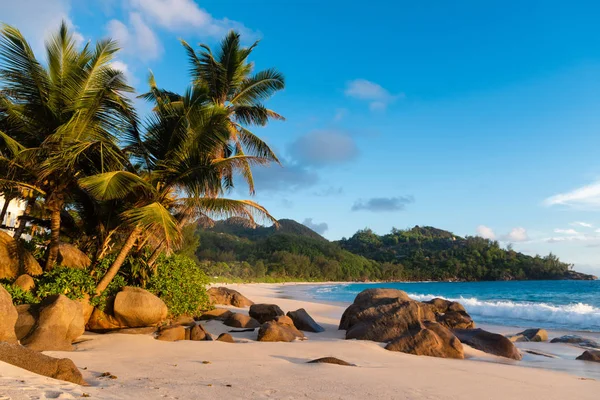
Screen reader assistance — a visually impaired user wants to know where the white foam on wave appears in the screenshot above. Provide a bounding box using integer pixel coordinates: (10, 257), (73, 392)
(406, 292), (600, 331)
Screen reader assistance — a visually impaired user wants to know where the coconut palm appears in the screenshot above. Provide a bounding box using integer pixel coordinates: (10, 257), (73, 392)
(83, 73), (277, 295)
(181, 31), (285, 194)
(0, 22), (137, 269)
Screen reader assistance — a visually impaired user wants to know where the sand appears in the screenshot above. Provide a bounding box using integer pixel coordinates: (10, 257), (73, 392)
(1, 283), (599, 399)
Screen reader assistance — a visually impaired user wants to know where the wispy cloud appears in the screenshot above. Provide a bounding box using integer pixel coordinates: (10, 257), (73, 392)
(554, 228), (579, 235)
(344, 79), (403, 111)
(313, 186), (344, 197)
(571, 221), (593, 228)
(543, 181), (600, 209)
(351, 196), (414, 212)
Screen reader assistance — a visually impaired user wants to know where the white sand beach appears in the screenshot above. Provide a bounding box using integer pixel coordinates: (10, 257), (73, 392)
(1, 283), (599, 400)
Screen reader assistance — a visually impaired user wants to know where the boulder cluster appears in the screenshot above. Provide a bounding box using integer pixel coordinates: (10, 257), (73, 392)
(339, 288), (518, 360)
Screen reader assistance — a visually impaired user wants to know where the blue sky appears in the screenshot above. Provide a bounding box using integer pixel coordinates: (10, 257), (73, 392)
(3, 0), (600, 273)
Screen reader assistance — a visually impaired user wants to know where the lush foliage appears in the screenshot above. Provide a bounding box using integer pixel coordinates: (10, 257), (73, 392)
(0, 282), (39, 305)
(35, 267), (96, 300)
(147, 254), (210, 317)
(194, 220), (577, 282)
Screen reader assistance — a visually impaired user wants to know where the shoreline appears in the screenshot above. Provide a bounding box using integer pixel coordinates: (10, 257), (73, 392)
(1, 283), (599, 399)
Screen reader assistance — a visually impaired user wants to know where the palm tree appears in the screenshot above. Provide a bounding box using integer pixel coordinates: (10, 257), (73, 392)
(83, 73), (277, 295)
(181, 31), (285, 194)
(0, 22), (137, 269)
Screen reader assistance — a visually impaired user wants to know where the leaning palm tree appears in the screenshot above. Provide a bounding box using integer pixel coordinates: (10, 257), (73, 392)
(181, 31), (285, 193)
(0, 22), (137, 269)
(83, 74), (277, 295)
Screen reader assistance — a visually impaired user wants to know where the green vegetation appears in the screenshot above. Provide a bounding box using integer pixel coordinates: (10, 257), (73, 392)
(0, 22), (283, 311)
(193, 221), (578, 282)
(146, 254), (211, 317)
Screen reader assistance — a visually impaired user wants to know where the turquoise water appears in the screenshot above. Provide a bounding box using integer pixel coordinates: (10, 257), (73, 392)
(307, 280), (600, 332)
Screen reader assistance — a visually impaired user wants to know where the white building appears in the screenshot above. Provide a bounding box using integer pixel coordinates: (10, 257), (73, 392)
(0, 195), (27, 236)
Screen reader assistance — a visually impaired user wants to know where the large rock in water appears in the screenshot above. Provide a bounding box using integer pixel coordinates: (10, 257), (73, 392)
(453, 328), (522, 360)
(208, 287), (254, 307)
(57, 243), (91, 269)
(0, 285), (18, 343)
(0, 231), (42, 279)
(257, 316), (305, 342)
(113, 287), (168, 327)
(344, 299), (435, 342)
(15, 304), (36, 340)
(425, 298), (475, 329)
(339, 288), (417, 331)
(0, 342), (86, 385)
(576, 350), (600, 362)
(21, 295), (84, 351)
(249, 303), (285, 324)
(287, 308), (324, 333)
(223, 313), (260, 329)
(385, 321), (464, 359)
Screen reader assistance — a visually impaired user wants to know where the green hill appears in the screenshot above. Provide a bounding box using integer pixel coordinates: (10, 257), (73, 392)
(191, 220), (596, 282)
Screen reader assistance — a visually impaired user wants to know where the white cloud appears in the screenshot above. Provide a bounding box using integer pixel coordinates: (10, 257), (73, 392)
(571, 221), (593, 228)
(476, 225), (496, 240)
(0, 0), (82, 55)
(554, 228), (579, 235)
(127, 0), (254, 37)
(345, 79), (403, 111)
(505, 227), (528, 242)
(543, 181), (600, 209)
(106, 13), (162, 61)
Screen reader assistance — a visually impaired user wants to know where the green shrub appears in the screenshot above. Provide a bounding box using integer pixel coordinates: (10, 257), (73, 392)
(36, 267), (96, 300)
(1, 283), (39, 305)
(146, 254), (210, 317)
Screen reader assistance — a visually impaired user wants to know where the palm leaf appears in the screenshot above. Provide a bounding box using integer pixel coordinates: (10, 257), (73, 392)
(79, 171), (153, 201)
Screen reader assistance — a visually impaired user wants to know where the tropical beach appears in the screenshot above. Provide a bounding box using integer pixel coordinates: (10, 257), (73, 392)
(1, 283), (599, 399)
(2, 1), (600, 400)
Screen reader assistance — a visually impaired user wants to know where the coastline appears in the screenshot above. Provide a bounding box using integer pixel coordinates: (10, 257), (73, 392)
(1, 282), (599, 399)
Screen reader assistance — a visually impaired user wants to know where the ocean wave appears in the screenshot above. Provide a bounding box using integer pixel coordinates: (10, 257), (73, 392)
(405, 293), (600, 331)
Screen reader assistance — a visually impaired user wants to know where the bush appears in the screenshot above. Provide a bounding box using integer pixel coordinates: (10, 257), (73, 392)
(146, 254), (210, 317)
(36, 267), (96, 301)
(1, 283), (39, 305)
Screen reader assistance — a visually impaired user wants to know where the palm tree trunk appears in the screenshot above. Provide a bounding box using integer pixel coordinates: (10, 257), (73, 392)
(13, 199), (32, 240)
(45, 205), (63, 270)
(95, 225), (142, 295)
(146, 244), (163, 268)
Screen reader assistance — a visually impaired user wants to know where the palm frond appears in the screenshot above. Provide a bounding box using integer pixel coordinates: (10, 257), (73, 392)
(78, 171), (153, 201)
(122, 202), (181, 248)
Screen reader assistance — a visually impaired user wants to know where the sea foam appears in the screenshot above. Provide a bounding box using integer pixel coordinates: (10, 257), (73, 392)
(407, 292), (600, 331)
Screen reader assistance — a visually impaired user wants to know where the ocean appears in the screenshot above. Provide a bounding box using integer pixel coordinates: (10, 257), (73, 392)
(305, 280), (600, 332)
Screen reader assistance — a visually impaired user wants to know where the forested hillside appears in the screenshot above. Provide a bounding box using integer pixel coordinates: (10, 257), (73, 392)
(191, 220), (596, 282)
